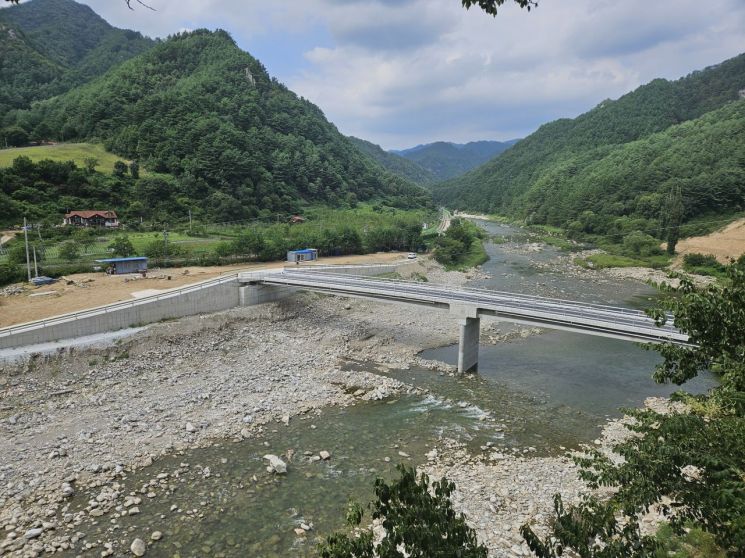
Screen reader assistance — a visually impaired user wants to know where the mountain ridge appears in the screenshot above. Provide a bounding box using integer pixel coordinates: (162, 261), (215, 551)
(0, 0), (155, 114)
(348, 136), (436, 186)
(433, 51), (745, 234)
(2, 26), (430, 224)
(391, 139), (520, 181)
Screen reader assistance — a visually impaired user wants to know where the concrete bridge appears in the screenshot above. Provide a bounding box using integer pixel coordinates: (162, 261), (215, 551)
(239, 268), (688, 373)
(0, 263), (687, 371)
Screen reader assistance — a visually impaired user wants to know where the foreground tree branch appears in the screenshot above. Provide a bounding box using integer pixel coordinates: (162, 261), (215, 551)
(4, 0), (536, 15)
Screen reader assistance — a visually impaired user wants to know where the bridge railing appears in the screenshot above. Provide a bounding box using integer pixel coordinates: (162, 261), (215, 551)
(270, 270), (680, 336)
(281, 269), (669, 318)
(0, 273), (240, 337)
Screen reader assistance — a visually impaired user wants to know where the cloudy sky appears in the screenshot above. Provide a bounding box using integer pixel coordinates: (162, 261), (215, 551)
(69, 0), (745, 149)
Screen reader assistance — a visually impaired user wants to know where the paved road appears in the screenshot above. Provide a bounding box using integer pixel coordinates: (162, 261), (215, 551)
(251, 269), (688, 345)
(437, 209), (452, 234)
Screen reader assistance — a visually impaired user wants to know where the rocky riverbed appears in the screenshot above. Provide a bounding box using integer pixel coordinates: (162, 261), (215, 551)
(0, 255), (679, 557)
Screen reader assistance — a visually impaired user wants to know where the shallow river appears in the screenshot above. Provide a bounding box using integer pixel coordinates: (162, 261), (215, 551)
(67, 221), (716, 557)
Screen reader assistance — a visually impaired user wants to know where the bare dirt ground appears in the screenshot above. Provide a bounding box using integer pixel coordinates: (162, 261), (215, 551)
(0, 252), (405, 328)
(0, 231), (17, 247)
(674, 218), (745, 264)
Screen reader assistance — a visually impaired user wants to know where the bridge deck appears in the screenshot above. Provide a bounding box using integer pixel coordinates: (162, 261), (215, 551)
(241, 269), (688, 345)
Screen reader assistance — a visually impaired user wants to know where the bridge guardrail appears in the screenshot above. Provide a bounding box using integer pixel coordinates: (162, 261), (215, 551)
(0, 273), (240, 337)
(265, 271), (683, 339)
(281, 270), (672, 322)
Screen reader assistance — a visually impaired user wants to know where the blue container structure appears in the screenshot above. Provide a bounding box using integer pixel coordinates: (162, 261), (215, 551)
(286, 249), (318, 263)
(95, 257), (148, 275)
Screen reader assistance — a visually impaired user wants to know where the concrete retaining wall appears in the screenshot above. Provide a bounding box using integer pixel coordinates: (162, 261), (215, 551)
(0, 276), (240, 350)
(239, 284), (297, 306)
(0, 260), (419, 351)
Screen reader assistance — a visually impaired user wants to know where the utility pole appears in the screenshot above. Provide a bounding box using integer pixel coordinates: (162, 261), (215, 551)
(163, 227), (169, 266)
(32, 246), (38, 278)
(23, 217), (31, 282)
(188, 209), (192, 234)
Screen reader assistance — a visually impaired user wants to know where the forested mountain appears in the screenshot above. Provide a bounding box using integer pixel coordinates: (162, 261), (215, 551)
(348, 136), (436, 185)
(0, 0), (154, 116)
(1, 28), (430, 224)
(392, 140), (519, 181)
(434, 52), (745, 234)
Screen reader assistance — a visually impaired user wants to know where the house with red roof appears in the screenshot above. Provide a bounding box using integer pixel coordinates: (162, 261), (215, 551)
(63, 210), (119, 228)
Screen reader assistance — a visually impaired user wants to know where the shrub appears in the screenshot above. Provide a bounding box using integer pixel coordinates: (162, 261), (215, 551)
(622, 230), (663, 257)
(683, 253), (721, 268)
(108, 235), (135, 257)
(58, 241), (80, 262)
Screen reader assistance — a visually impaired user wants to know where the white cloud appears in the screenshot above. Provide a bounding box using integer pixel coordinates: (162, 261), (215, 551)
(73, 0), (745, 148)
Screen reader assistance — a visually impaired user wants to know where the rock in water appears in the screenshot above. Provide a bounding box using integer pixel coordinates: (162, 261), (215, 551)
(185, 422), (196, 433)
(263, 454), (287, 474)
(130, 538), (146, 556)
(319, 450), (331, 460)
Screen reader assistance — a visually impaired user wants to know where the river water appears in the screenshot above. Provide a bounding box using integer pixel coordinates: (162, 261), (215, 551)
(65, 221), (716, 557)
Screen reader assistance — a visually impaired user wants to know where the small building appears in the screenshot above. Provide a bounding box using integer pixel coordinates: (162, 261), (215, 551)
(287, 249), (318, 263)
(95, 257), (148, 275)
(63, 210), (119, 228)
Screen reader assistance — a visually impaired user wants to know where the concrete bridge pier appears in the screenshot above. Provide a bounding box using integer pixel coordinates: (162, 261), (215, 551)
(458, 317), (480, 373)
(451, 304), (480, 373)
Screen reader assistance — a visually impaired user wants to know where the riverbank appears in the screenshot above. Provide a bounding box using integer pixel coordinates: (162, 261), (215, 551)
(0, 258), (495, 556)
(420, 398), (680, 557)
(0, 252), (681, 557)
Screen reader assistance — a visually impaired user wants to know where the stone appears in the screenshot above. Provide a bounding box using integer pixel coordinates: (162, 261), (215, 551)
(185, 423), (196, 433)
(150, 531), (162, 541)
(293, 528), (306, 536)
(130, 538), (146, 556)
(398, 451), (410, 458)
(263, 454), (287, 474)
(319, 451), (331, 460)
(24, 528), (43, 540)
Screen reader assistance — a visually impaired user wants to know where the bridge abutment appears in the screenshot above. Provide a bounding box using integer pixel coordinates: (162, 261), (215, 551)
(239, 284), (296, 306)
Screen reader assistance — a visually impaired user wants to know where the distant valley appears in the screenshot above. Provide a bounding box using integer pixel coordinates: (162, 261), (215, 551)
(391, 140), (520, 182)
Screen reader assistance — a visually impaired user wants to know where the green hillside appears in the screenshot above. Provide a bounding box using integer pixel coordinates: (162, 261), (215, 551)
(434, 52), (745, 229)
(348, 136), (436, 185)
(0, 0), (154, 115)
(1, 29), (429, 225)
(395, 140), (518, 181)
(520, 100), (745, 236)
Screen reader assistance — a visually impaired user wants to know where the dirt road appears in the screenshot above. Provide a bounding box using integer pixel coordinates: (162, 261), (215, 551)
(0, 252), (405, 328)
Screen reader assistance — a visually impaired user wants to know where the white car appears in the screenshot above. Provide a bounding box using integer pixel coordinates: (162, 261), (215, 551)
(407, 252), (417, 259)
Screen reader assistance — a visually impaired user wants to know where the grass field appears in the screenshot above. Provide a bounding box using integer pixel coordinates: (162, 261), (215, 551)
(0, 143), (128, 172)
(575, 253), (671, 270)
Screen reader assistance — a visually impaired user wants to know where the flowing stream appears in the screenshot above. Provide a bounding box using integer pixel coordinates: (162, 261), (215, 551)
(64, 221), (716, 557)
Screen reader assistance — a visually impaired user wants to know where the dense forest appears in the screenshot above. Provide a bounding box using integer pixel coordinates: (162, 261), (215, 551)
(394, 140), (519, 181)
(0, 0), (154, 116)
(0, 27), (430, 224)
(348, 136), (436, 186)
(434, 53), (745, 235)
